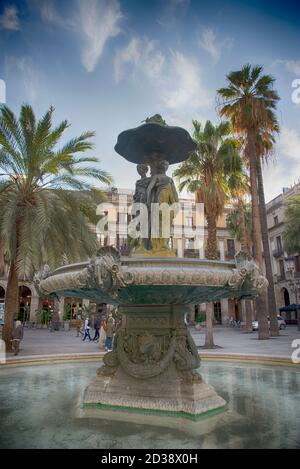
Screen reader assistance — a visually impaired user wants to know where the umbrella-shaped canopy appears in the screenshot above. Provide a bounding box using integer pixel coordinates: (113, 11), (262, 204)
(114, 116), (197, 165)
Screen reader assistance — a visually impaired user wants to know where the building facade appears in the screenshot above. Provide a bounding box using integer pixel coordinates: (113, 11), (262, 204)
(266, 183), (300, 322)
(0, 187), (244, 325)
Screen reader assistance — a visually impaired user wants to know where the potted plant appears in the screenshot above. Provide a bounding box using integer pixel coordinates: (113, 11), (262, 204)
(195, 312), (206, 331)
(63, 303), (72, 331)
(36, 308), (51, 328)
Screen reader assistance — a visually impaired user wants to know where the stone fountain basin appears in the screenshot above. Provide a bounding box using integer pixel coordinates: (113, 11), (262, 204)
(39, 257), (265, 306)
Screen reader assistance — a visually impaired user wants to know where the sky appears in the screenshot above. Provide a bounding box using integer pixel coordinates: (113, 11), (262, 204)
(0, 0), (300, 202)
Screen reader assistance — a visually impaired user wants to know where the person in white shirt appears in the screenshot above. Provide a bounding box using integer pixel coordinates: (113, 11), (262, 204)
(82, 317), (92, 342)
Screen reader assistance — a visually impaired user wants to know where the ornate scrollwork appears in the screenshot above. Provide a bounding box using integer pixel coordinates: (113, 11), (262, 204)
(101, 325), (200, 380)
(228, 258), (268, 294)
(173, 327), (200, 371)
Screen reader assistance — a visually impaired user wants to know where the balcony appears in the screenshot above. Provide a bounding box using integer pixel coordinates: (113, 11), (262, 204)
(272, 247), (284, 258)
(275, 274), (286, 282)
(184, 249), (199, 259)
(225, 251), (235, 260)
(119, 245), (130, 256)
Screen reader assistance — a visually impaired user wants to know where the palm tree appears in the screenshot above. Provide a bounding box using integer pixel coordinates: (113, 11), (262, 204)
(255, 127), (280, 336)
(226, 202), (254, 332)
(0, 104), (112, 349)
(0, 237), (5, 275)
(226, 203), (252, 255)
(173, 120), (243, 348)
(227, 168), (251, 255)
(217, 64), (280, 339)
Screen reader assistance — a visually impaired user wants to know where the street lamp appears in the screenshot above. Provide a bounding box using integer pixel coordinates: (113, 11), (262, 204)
(284, 256), (300, 331)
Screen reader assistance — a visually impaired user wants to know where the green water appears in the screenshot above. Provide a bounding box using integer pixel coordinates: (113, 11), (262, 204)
(0, 361), (299, 449)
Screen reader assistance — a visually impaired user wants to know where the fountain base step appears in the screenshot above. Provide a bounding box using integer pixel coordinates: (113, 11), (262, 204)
(83, 365), (226, 421)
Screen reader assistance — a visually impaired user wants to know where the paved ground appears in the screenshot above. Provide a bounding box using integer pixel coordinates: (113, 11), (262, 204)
(2, 324), (299, 361)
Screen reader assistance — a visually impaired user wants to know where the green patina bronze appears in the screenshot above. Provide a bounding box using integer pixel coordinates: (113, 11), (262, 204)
(38, 117), (268, 422)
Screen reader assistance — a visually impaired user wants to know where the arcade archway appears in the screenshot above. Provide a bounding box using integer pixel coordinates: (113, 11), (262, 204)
(0, 285), (5, 303)
(18, 286), (31, 322)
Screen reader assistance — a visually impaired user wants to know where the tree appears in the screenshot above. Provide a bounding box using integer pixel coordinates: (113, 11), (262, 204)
(226, 203), (252, 255)
(226, 201), (254, 332)
(173, 120), (243, 348)
(255, 128), (280, 337)
(217, 64), (280, 339)
(227, 167), (251, 255)
(0, 104), (112, 350)
(283, 196), (300, 254)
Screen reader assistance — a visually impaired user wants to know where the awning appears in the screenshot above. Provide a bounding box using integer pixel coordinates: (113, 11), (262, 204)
(279, 304), (300, 312)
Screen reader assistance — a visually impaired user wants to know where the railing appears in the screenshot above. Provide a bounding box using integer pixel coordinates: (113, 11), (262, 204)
(184, 250), (199, 258)
(276, 274), (286, 282)
(119, 245), (131, 256)
(272, 247), (284, 258)
(225, 251), (235, 260)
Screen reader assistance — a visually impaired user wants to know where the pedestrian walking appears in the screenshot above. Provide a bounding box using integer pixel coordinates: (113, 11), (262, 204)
(93, 316), (101, 341)
(75, 315), (83, 337)
(82, 316), (92, 342)
(11, 320), (24, 356)
(104, 313), (115, 351)
(98, 318), (106, 350)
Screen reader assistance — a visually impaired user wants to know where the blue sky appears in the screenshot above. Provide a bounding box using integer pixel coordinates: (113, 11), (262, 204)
(0, 0), (300, 201)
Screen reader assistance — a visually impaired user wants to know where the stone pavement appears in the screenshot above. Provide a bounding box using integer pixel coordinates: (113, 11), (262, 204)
(2, 324), (299, 362)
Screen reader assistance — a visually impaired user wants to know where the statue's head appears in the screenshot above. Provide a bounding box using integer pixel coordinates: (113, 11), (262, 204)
(137, 163), (148, 178)
(148, 155), (169, 175)
(144, 114), (166, 126)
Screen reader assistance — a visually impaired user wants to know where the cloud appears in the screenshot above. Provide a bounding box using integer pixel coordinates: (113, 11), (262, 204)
(114, 37), (165, 83)
(278, 127), (300, 161)
(33, 0), (123, 72)
(198, 28), (232, 62)
(114, 40), (212, 128)
(157, 0), (190, 29)
(39, 0), (74, 28)
(275, 59), (300, 75)
(5, 56), (40, 102)
(79, 0), (123, 72)
(163, 51), (212, 111)
(198, 29), (220, 62)
(263, 126), (300, 201)
(0, 5), (20, 30)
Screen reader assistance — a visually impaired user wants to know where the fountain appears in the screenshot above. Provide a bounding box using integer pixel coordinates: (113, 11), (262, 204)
(38, 115), (268, 422)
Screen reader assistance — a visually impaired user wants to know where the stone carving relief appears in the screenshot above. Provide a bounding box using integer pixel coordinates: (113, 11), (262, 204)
(99, 325), (200, 381)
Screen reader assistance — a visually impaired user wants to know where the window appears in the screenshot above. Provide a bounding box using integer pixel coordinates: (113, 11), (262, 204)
(185, 238), (194, 249)
(227, 239), (235, 257)
(273, 215), (278, 225)
(119, 213), (127, 224)
(119, 235), (127, 247)
(295, 255), (300, 273)
(279, 259), (285, 279)
(185, 216), (193, 227)
(276, 236), (282, 252)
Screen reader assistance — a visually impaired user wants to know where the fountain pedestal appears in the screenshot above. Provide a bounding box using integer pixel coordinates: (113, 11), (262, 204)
(83, 305), (226, 419)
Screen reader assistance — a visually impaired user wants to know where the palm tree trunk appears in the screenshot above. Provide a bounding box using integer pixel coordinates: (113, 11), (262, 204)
(204, 302), (215, 348)
(2, 260), (19, 351)
(204, 213), (219, 348)
(247, 142), (263, 267)
(205, 213), (218, 260)
(238, 199), (248, 255)
(0, 238), (5, 275)
(247, 130), (269, 339)
(256, 158), (279, 337)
